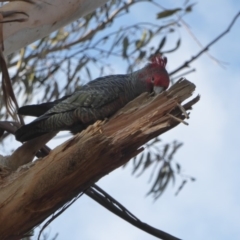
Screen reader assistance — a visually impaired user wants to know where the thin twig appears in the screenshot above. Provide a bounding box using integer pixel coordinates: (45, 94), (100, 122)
(37, 192), (84, 240)
(169, 11), (240, 76)
(180, 19), (226, 67)
(171, 68), (195, 81)
(177, 103), (188, 119)
(86, 184), (181, 240)
(167, 113), (189, 125)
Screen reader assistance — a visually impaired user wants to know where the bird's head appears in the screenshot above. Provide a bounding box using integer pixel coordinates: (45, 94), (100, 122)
(138, 54), (170, 94)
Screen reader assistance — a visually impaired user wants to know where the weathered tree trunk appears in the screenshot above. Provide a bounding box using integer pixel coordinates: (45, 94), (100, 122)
(0, 79), (199, 240)
(1, 0), (110, 55)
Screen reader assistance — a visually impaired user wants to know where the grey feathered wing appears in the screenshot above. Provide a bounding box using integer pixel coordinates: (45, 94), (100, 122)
(15, 76), (129, 142)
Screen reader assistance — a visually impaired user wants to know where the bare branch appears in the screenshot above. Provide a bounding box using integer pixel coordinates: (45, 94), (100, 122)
(180, 19), (226, 67)
(86, 184), (181, 240)
(169, 11), (240, 76)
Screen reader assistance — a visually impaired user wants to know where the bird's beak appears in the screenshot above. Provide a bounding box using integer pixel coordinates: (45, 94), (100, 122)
(153, 86), (164, 94)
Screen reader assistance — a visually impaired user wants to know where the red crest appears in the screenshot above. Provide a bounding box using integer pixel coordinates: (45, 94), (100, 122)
(149, 54), (167, 68)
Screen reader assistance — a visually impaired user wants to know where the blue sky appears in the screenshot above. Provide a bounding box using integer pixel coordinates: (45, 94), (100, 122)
(29, 1), (240, 239)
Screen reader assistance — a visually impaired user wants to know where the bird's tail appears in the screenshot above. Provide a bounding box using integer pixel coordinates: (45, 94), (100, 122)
(15, 119), (49, 142)
(18, 95), (70, 117)
(18, 103), (53, 117)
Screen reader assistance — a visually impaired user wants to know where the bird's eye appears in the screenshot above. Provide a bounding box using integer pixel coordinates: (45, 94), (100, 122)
(151, 77), (154, 83)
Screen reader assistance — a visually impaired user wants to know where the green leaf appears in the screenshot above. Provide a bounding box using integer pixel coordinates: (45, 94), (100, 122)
(155, 36), (167, 53)
(158, 36), (166, 50)
(162, 144), (169, 159)
(135, 31), (147, 49)
(132, 152), (144, 175)
(138, 50), (146, 60)
(162, 38), (181, 54)
(176, 163), (181, 173)
(185, 3), (197, 12)
(122, 36), (129, 58)
(157, 8), (182, 19)
(85, 66), (92, 81)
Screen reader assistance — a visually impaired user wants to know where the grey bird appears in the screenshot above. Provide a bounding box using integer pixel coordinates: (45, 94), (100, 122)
(15, 55), (170, 142)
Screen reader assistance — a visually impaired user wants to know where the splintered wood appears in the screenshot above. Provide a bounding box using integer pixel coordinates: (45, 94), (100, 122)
(0, 79), (199, 240)
(104, 78), (199, 144)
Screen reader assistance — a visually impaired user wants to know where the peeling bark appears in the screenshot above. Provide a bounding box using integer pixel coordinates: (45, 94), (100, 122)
(0, 79), (199, 240)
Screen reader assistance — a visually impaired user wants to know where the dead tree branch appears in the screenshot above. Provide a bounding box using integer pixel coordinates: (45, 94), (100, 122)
(0, 79), (199, 240)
